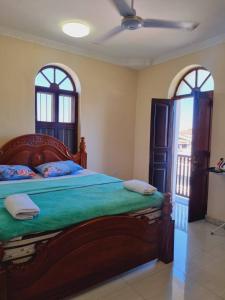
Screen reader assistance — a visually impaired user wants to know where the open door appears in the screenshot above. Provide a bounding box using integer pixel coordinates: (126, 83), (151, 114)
(149, 99), (174, 193)
(188, 91), (213, 222)
(149, 93), (213, 221)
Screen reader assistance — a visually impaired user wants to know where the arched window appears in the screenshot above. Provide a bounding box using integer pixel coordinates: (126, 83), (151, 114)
(35, 65), (78, 153)
(174, 67), (214, 97)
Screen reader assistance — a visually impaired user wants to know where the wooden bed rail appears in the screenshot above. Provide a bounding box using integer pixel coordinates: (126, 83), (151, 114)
(0, 193), (174, 300)
(0, 134), (174, 300)
(0, 268), (7, 300)
(160, 193), (174, 263)
(0, 247), (7, 300)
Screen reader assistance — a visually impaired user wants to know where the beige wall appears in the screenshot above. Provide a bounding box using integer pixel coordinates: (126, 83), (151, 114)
(1, 33), (225, 221)
(0, 35), (137, 179)
(133, 42), (225, 221)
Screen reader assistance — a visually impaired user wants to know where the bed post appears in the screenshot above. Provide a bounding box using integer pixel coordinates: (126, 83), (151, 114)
(159, 193), (174, 263)
(79, 137), (87, 168)
(0, 246), (7, 300)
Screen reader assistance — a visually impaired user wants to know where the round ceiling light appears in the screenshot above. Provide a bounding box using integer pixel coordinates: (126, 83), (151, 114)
(62, 22), (90, 38)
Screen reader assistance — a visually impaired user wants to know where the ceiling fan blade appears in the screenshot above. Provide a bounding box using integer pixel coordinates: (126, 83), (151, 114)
(111, 0), (136, 17)
(143, 19), (199, 31)
(94, 26), (125, 44)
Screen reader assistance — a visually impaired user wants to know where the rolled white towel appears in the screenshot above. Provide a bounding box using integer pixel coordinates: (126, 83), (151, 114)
(4, 194), (40, 220)
(123, 179), (157, 195)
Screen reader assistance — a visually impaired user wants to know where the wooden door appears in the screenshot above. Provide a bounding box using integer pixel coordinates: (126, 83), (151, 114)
(188, 91), (213, 222)
(149, 99), (174, 193)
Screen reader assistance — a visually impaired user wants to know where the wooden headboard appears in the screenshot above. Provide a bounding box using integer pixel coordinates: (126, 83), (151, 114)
(0, 134), (87, 168)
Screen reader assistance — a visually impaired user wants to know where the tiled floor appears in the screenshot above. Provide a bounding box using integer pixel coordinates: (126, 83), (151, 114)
(69, 204), (225, 300)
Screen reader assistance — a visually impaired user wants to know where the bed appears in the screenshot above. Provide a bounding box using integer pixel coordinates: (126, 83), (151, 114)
(0, 134), (174, 300)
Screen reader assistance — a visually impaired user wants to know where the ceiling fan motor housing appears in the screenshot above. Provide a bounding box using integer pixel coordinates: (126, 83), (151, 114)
(122, 16), (143, 30)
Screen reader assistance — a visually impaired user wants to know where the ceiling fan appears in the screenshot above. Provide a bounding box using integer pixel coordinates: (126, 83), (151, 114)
(95, 0), (199, 43)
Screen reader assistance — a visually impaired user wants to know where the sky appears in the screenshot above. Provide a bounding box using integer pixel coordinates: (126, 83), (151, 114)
(179, 97), (194, 132)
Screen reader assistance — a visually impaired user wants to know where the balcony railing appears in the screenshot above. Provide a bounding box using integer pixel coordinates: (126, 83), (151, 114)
(175, 154), (191, 198)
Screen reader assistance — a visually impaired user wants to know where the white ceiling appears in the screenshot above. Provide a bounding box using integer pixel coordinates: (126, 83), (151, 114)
(0, 0), (225, 69)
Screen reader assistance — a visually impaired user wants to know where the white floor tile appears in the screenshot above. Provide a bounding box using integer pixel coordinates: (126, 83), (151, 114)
(101, 286), (144, 300)
(68, 277), (128, 300)
(127, 267), (185, 300)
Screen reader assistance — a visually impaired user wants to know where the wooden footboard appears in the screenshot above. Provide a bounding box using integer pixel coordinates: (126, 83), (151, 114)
(0, 194), (174, 300)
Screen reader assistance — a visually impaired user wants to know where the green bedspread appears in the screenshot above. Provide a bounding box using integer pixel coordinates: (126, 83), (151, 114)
(0, 174), (164, 241)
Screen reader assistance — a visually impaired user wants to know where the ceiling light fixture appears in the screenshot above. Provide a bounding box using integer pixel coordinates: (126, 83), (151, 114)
(62, 22), (90, 38)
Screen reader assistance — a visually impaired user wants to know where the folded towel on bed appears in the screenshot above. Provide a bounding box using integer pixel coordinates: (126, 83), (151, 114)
(123, 180), (157, 195)
(4, 194), (40, 220)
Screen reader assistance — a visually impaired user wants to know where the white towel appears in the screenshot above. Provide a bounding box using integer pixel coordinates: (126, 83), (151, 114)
(4, 194), (40, 220)
(123, 180), (157, 195)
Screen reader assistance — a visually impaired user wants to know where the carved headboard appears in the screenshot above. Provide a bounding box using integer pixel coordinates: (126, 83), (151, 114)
(0, 134), (87, 168)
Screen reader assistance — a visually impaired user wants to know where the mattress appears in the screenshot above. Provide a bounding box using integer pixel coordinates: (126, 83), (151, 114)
(0, 173), (164, 241)
(0, 169), (97, 263)
(0, 169), (162, 264)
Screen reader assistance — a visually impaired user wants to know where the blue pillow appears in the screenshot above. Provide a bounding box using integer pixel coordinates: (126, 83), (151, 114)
(35, 160), (83, 178)
(62, 160), (83, 174)
(0, 165), (36, 181)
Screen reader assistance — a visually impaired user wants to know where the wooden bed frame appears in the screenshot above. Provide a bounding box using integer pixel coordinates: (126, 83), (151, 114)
(0, 134), (174, 300)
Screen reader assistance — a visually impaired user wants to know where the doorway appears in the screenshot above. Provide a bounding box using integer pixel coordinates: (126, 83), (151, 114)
(172, 97), (194, 230)
(149, 67), (214, 223)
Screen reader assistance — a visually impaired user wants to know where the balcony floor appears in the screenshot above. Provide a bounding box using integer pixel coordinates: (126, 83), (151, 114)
(173, 194), (189, 232)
